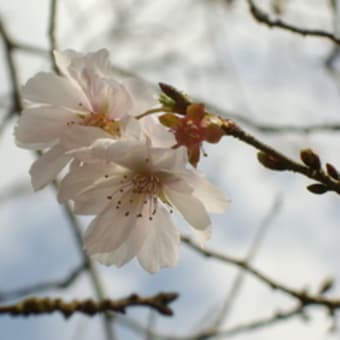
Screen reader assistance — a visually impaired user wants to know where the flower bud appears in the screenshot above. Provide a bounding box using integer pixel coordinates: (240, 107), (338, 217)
(326, 163), (339, 180)
(257, 152), (287, 171)
(307, 183), (329, 194)
(300, 148), (321, 170)
(159, 83), (190, 115)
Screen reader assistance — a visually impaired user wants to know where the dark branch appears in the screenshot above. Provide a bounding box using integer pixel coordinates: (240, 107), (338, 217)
(247, 0), (340, 45)
(0, 293), (178, 318)
(0, 263), (86, 303)
(181, 236), (340, 313)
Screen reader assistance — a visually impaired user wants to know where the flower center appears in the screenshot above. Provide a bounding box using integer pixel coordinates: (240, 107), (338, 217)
(79, 112), (121, 137)
(175, 118), (204, 147)
(131, 174), (161, 195)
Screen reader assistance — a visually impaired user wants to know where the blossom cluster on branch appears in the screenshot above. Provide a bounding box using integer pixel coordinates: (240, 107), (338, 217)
(14, 49), (230, 273)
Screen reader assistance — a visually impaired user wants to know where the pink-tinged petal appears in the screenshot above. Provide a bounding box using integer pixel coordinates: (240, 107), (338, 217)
(53, 50), (82, 77)
(30, 144), (71, 191)
(141, 116), (176, 148)
(72, 139), (149, 171)
(138, 205), (180, 273)
(72, 174), (129, 215)
(23, 72), (89, 110)
(164, 186), (211, 230)
(107, 83), (133, 119)
(179, 171), (230, 213)
(84, 198), (143, 254)
(60, 125), (113, 151)
(191, 225), (212, 248)
(58, 162), (116, 203)
(151, 146), (187, 172)
(122, 77), (158, 116)
(15, 107), (76, 149)
(91, 204), (152, 267)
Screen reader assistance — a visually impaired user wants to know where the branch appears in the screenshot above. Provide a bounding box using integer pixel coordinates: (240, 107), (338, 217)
(48, 0), (58, 72)
(0, 263), (86, 303)
(247, 0), (340, 45)
(221, 120), (340, 195)
(117, 305), (305, 339)
(212, 194), (283, 328)
(181, 236), (340, 313)
(0, 293), (178, 318)
(207, 102), (340, 134)
(0, 17), (22, 113)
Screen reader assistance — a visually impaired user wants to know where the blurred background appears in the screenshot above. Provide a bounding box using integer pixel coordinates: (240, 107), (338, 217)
(1, 0), (340, 339)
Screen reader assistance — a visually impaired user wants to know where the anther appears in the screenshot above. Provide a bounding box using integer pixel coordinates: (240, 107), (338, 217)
(125, 212), (130, 216)
(107, 195), (112, 200)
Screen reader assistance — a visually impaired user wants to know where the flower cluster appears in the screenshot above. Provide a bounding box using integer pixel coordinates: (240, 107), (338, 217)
(15, 49), (229, 273)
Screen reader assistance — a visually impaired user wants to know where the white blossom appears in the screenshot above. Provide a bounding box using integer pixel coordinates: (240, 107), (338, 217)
(15, 49), (155, 190)
(60, 139), (229, 273)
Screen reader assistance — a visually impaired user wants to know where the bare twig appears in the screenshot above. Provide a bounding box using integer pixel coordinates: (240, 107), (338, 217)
(181, 235), (340, 313)
(212, 194), (282, 328)
(247, 0), (340, 45)
(0, 263), (86, 303)
(116, 304), (305, 339)
(0, 17), (22, 114)
(0, 293), (178, 318)
(222, 120), (340, 194)
(48, 0), (59, 72)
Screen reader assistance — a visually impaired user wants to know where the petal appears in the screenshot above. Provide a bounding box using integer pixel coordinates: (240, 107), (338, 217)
(91, 205), (151, 267)
(141, 116), (176, 148)
(58, 161), (116, 203)
(122, 77), (158, 116)
(106, 82), (133, 119)
(163, 186), (211, 230)
(60, 125), (113, 151)
(151, 146), (187, 172)
(179, 171), (230, 213)
(84, 198), (144, 254)
(15, 106), (76, 149)
(23, 72), (89, 110)
(138, 204), (180, 273)
(192, 225), (212, 248)
(30, 144), (71, 190)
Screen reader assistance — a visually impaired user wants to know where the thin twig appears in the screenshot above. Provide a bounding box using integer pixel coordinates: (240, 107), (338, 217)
(0, 263), (86, 303)
(212, 194), (283, 328)
(116, 304), (305, 340)
(222, 120), (340, 194)
(181, 235), (340, 313)
(0, 293), (178, 318)
(48, 0), (59, 72)
(247, 0), (340, 45)
(0, 17), (22, 114)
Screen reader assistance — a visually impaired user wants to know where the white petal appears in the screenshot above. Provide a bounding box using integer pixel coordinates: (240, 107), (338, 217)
(151, 146), (187, 172)
(164, 187), (211, 230)
(91, 205), (151, 267)
(30, 144), (71, 190)
(122, 77), (158, 116)
(107, 82), (133, 119)
(23, 72), (89, 110)
(84, 198), (143, 254)
(72, 139), (149, 171)
(60, 125), (113, 151)
(58, 162), (116, 203)
(192, 225), (212, 248)
(72, 174), (128, 215)
(15, 107), (76, 149)
(141, 116), (176, 148)
(138, 205), (180, 273)
(180, 171), (230, 213)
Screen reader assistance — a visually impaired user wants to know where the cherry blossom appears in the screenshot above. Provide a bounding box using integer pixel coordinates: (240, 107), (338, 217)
(15, 49), (155, 190)
(59, 139), (229, 272)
